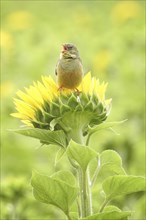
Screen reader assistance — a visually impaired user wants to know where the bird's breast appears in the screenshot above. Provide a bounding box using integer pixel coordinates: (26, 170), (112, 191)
(57, 58), (83, 89)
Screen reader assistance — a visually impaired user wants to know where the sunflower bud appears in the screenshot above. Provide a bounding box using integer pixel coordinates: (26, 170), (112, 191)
(11, 72), (111, 143)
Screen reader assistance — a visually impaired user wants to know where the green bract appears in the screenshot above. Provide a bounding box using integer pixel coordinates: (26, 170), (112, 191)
(32, 93), (108, 132)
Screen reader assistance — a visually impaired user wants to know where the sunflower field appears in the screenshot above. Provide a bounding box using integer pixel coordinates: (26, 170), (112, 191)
(1, 1), (145, 220)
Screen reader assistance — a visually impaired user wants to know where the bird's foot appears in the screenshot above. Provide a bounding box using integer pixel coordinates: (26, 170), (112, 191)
(74, 88), (81, 96)
(57, 86), (64, 93)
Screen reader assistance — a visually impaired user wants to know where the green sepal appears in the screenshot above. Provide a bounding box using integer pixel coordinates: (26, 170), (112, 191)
(50, 101), (60, 116)
(91, 94), (99, 105)
(84, 100), (94, 111)
(60, 103), (71, 115)
(90, 112), (107, 126)
(31, 120), (49, 129)
(75, 103), (83, 111)
(96, 102), (104, 114)
(43, 111), (54, 122)
(80, 93), (89, 106)
(31, 92), (110, 135)
(35, 109), (44, 121)
(68, 94), (79, 109)
(59, 94), (69, 105)
(43, 101), (50, 112)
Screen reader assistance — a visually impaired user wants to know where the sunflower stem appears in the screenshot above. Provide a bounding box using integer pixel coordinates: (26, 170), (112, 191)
(68, 128), (93, 217)
(66, 211), (72, 220)
(68, 128), (84, 144)
(91, 157), (101, 187)
(87, 167), (93, 215)
(99, 198), (110, 213)
(82, 169), (88, 217)
(78, 168), (88, 217)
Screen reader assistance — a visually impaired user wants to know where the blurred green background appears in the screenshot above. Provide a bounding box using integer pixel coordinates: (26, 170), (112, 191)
(1, 0), (145, 219)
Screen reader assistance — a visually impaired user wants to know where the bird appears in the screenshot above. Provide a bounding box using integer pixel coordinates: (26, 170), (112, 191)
(55, 43), (84, 92)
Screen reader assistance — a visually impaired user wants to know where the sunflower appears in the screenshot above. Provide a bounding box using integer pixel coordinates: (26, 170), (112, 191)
(11, 72), (111, 143)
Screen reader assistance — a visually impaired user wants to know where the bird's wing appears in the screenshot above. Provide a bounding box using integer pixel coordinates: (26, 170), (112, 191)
(55, 59), (60, 75)
(78, 57), (82, 64)
(55, 67), (57, 75)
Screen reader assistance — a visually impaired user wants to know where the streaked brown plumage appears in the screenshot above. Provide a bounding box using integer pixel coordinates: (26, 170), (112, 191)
(55, 43), (84, 90)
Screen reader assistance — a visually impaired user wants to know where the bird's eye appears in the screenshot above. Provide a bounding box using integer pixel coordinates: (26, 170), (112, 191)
(68, 46), (73, 49)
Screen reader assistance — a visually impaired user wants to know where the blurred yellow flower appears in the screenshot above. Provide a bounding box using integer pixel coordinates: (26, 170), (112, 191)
(74, 8), (92, 27)
(11, 72), (111, 127)
(7, 10), (33, 30)
(111, 1), (141, 23)
(1, 81), (15, 98)
(93, 50), (111, 73)
(0, 31), (13, 50)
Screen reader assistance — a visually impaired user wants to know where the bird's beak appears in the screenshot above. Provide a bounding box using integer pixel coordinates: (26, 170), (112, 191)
(62, 44), (67, 52)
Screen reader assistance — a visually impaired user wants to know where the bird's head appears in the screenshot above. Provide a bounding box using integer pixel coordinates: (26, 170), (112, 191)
(60, 43), (79, 59)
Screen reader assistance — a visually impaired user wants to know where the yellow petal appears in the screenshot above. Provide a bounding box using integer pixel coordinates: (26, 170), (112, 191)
(105, 98), (112, 106)
(78, 72), (91, 94)
(11, 112), (30, 120)
(21, 120), (33, 127)
(42, 75), (58, 99)
(14, 98), (35, 119)
(97, 82), (108, 101)
(16, 90), (41, 109)
(35, 81), (52, 102)
(25, 85), (44, 106)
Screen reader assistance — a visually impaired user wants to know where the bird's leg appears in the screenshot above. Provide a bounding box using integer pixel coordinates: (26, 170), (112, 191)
(74, 88), (81, 96)
(74, 88), (81, 102)
(57, 86), (64, 93)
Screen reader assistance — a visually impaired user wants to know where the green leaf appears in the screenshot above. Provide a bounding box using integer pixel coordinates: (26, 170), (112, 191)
(88, 120), (127, 134)
(103, 206), (132, 219)
(69, 212), (79, 220)
(13, 128), (67, 148)
(81, 210), (131, 220)
(31, 171), (78, 215)
(103, 205), (121, 212)
(99, 150), (126, 177)
(55, 148), (66, 165)
(67, 140), (98, 171)
(102, 175), (146, 201)
(51, 170), (77, 187)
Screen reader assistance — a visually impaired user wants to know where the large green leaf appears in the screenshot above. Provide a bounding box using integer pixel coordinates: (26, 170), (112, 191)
(103, 205), (121, 212)
(51, 170), (77, 187)
(67, 140), (98, 171)
(81, 210), (131, 220)
(99, 150), (126, 177)
(31, 171), (78, 215)
(55, 148), (66, 165)
(102, 175), (146, 201)
(69, 212), (79, 220)
(88, 120), (127, 134)
(14, 128), (67, 148)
